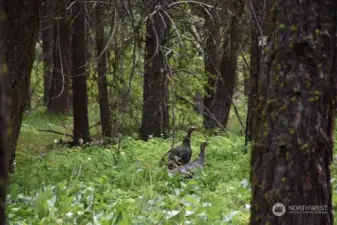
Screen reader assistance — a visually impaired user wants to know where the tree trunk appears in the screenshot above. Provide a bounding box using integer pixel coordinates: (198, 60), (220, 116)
(245, 30), (259, 144)
(72, 1), (91, 144)
(25, 88), (32, 111)
(0, 1), (10, 222)
(140, 1), (170, 141)
(47, 9), (71, 115)
(202, 6), (221, 127)
(204, 0), (244, 129)
(85, 3), (94, 64)
(249, 1), (336, 224)
(41, 0), (54, 106)
(243, 71), (249, 96)
(245, 0), (271, 146)
(59, 8), (72, 110)
(95, 3), (112, 138)
(6, 0), (41, 172)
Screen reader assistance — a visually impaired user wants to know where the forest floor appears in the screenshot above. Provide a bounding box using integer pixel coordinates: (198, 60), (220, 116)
(6, 109), (337, 224)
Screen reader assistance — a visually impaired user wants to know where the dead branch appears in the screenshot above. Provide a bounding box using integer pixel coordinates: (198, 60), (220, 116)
(37, 129), (73, 138)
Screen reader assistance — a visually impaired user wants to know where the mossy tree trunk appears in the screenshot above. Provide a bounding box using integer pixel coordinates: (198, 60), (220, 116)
(0, 0), (10, 222)
(6, 0), (42, 172)
(140, 0), (170, 141)
(249, 1), (336, 224)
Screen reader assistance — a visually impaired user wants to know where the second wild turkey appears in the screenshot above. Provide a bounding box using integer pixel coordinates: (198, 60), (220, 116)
(169, 141), (208, 177)
(160, 126), (197, 169)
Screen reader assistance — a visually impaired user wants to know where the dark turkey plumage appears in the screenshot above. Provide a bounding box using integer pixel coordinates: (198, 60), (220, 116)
(169, 142), (208, 177)
(159, 126), (197, 169)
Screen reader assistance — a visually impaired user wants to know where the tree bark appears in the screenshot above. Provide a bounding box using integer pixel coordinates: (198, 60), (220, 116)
(6, 0), (42, 172)
(47, 7), (71, 115)
(95, 3), (112, 137)
(85, 3), (95, 63)
(204, 0), (244, 129)
(249, 1), (336, 224)
(202, 6), (221, 127)
(41, 0), (54, 106)
(72, 1), (91, 144)
(140, 1), (170, 141)
(245, 0), (271, 146)
(0, 1), (10, 222)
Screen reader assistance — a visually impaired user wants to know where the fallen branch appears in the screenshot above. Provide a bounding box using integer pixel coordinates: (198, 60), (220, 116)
(37, 129), (73, 138)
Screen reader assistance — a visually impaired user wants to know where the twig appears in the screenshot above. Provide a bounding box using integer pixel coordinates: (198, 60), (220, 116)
(168, 71), (176, 150)
(89, 121), (101, 129)
(239, 46), (250, 72)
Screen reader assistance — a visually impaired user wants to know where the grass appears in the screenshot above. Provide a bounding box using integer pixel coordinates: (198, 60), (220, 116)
(6, 108), (337, 224)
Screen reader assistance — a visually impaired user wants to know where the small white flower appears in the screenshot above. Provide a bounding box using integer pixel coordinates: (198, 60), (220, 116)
(240, 178), (248, 188)
(185, 210), (194, 216)
(202, 202), (212, 207)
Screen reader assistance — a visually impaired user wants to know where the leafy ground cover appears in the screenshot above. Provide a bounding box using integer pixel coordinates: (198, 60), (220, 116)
(5, 109), (337, 224)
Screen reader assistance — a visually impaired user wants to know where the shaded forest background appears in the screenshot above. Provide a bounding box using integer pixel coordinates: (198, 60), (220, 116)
(0, 0), (336, 224)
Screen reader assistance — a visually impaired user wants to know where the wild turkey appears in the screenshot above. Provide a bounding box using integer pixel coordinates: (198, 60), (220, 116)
(169, 141), (208, 177)
(160, 126), (197, 169)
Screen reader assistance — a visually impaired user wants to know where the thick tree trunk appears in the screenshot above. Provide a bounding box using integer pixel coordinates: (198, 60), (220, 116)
(0, 1), (10, 222)
(41, 0), (54, 106)
(140, 1), (170, 141)
(95, 3), (112, 137)
(249, 1), (336, 224)
(6, 0), (41, 172)
(47, 9), (71, 114)
(204, 1), (244, 129)
(72, 1), (91, 144)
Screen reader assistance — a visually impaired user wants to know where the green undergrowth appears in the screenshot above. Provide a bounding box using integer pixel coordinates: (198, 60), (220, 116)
(6, 111), (337, 224)
(8, 114), (251, 224)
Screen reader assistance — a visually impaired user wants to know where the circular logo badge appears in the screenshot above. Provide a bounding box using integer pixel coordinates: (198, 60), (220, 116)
(272, 203), (286, 216)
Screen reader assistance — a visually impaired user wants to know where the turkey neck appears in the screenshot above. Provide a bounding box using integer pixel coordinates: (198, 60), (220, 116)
(197, 147), (206, 164)
(182, 138), (190, 148)
(182, 130), (194, 146)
